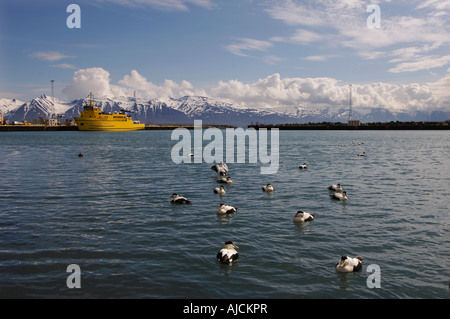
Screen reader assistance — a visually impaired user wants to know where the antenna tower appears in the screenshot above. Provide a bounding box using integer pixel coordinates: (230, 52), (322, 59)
(51, 80), (55, 119)
(348, 84), (352, 121)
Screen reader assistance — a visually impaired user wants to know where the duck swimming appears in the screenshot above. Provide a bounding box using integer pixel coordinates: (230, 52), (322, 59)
(335, 255), (363, 273)
(330, 191), (348, 201)
(170, 193), (191, 204)
(262, 184), (274, 192)
(293, 211), (315, 223)
(217, 241), (239, 264)
(299, 163), (308, 169)
(217, 176), (233, 184)
(214, 185), (226, 195)
(217, 203), (238, 215)
(358, 152), (367, 156)
(211, 162), (229, 176)
(78, 152), (84, 157)
(328, 183), (343, 192)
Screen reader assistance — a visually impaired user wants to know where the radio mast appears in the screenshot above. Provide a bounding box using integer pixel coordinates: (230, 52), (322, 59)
(348, 84), (352, 122)
(50, 80), (55, 124)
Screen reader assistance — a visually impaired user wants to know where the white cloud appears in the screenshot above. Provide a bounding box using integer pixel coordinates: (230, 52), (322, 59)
(62, 68), (202, 101)
(225, 38), (273, 57)
(263, 0), (450, 73)
(95, 0), (214, 11)
(62, 67), (125, 100)
(118, 69), (200, 98)
(208, 73), (443, 112)
(303, 55), (337, 62)
(416, 0), (450, 10)
(265, 0), (327, 26)
(262, 55), (284, 65)
(427, 67), (450, 100)
(389, 55), (450, 73)
(272, 29), (323, 45)
(61, 68), (449, 113)
(31, 51), (73, 61)
(51, 63), (77, 69)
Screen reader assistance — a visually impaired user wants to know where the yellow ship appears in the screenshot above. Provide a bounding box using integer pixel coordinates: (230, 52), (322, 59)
(74, 93), (145, 131)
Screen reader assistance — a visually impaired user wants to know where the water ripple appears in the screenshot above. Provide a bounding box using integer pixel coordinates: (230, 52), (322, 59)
(0, 130), (449, 298)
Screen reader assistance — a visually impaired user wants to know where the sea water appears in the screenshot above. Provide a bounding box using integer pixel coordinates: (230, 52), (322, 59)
(0, 130), (449, 298)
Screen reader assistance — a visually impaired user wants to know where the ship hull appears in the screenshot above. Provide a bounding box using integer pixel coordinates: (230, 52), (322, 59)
(74, 118), (145, 131)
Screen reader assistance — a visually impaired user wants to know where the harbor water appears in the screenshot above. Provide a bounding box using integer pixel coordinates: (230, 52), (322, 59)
(0, 130), (449, 298)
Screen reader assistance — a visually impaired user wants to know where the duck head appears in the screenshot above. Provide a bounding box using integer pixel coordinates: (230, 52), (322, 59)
(223, 241), (239, 250)
(295, 211), (304, 217)
(339, 255), (348, 267)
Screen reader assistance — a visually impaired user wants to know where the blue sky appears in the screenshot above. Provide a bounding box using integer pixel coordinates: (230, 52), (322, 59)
(1, 0), (450, 113)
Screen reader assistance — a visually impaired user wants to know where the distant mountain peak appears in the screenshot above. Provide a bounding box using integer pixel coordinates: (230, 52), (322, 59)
(1, 94), (449, 125)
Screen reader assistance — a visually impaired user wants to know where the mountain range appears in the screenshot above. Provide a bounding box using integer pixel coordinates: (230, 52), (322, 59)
(1, 94), (449, 126)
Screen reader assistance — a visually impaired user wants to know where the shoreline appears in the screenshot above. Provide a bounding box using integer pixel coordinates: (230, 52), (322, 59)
(0, 124), (231, 132)
(0, 122), (449, 132)
(248, 122), (450, 130)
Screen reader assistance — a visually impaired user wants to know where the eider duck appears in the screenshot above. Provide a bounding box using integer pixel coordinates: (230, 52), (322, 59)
(78, 152), (84, 157)
(217, 203), (238, 215)
(217, 176), (233, 184)
(358, 152), (367, 156)
(170, 193), (191, 204)
(211, 162), (229, 176)
(299, 163), (308, 169)
(293, 211), (315, 223)
(335, 255), (363, 273)
(328, 183), (343, 192)
(217, 241), (239, 264)
(262, 184), (274, 192)
(214, 185), (226, 195)
(330, 191), (348, 201)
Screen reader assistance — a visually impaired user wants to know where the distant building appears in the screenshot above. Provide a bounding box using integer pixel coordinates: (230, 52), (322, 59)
(0, 114), (3, 125)
(48, 118), (58, 126)
(348, 119), (361, 126)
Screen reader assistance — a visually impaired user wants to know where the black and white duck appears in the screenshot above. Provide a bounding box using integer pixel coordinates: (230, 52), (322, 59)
(216, 203), (238, 215)
(335, 255), (363, 273)
(170, 193), (191, 204)
(217, 241), (239, 264)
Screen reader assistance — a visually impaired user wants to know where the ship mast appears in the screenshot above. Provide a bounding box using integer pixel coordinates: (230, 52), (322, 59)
(348, 84), (352, 122)
(89, 92), (94, 107)
(51, 80), (55, 119)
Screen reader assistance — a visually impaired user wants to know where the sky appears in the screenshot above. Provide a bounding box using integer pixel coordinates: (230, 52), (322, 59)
(1, 0), (450, 113)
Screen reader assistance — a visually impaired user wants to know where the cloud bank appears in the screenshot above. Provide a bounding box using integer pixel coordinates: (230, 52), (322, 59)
(62, 67), (449, 113)
(231, 0), (450, 72)
(95, 0), (214, 11)
(62, 68), (204, 101)
(31, 51), (73, 62)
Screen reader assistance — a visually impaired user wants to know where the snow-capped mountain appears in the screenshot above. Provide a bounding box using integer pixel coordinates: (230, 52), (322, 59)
(166, 95), (294, 125)
(1, 94), (449, 125)
(5, 95), (74, 122)
(0, 98), (25, 115)
(294, 105), (450, 124)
